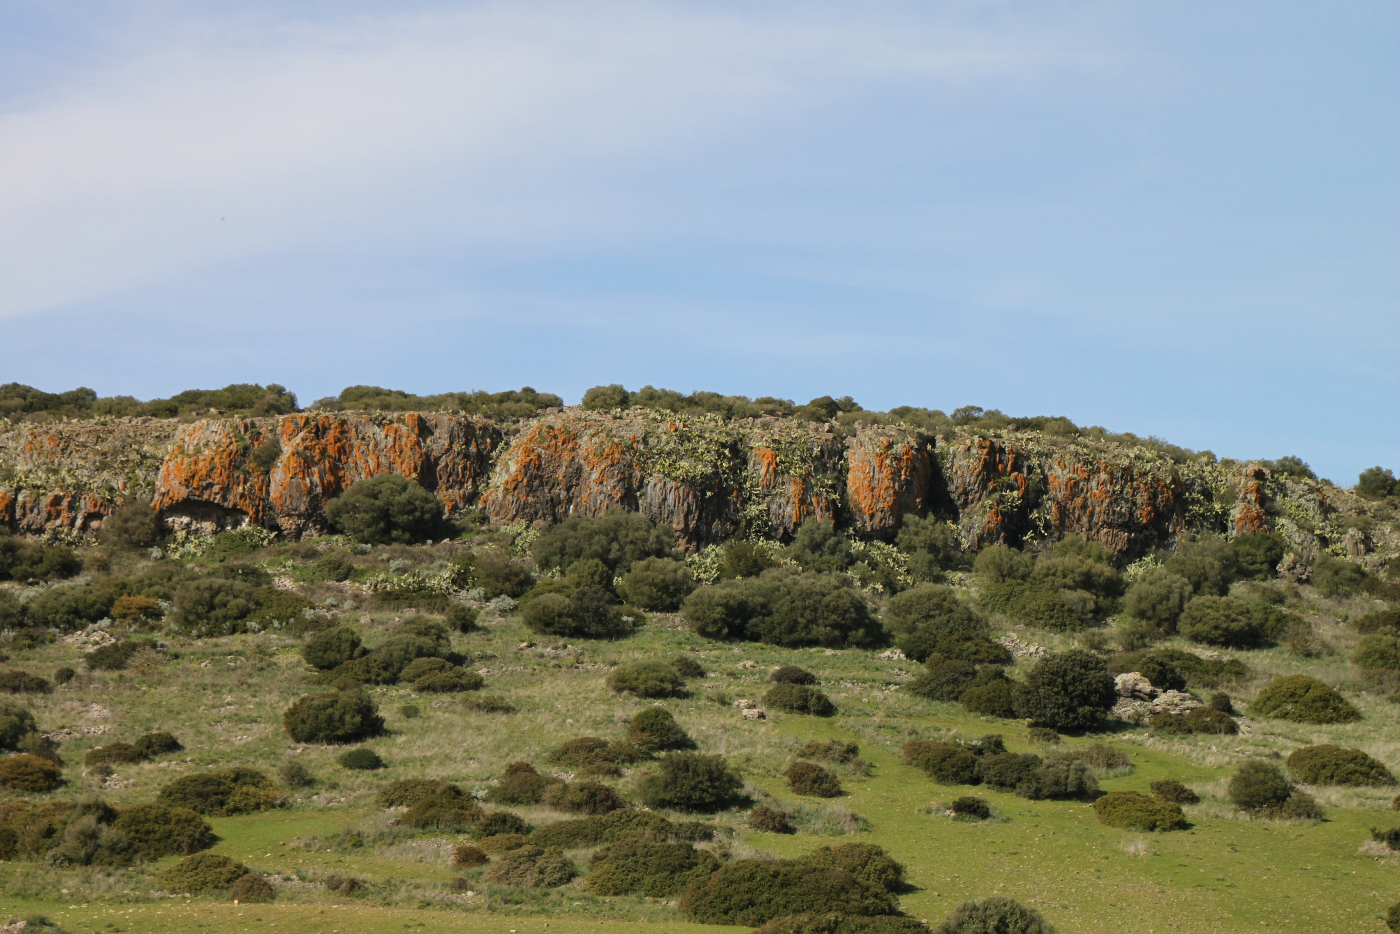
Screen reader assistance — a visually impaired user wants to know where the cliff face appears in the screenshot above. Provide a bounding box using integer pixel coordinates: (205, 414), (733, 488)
(1, 408), (1394, 569)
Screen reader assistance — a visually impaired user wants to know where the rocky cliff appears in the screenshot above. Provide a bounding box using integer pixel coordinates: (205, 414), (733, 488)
(2, 409), (1394, 569)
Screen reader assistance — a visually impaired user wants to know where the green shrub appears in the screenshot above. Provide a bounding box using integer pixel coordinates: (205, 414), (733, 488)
(1312, 555), (1367, 596)
(628, 708), (693, 752)
(771, 666), (817, 685)
(0, 700), (37, 751)
(786, 762), (841, 797)
(1389, 901), (1400, 934)
(960, 678), (1017, 718)
(902, 741), (979, 786)
(532, 810), (714, 849)
(1013, 650), (1116, 731)
(1093, 790), (1187, 831)
(1357, 467), (1400, 499)
(546, 737), (643, 769)
(485, 846), (577, 888)
(1164, 535), (1235, 596)
(0, 591), (24, 629)
(1355, 609), (1400, 635)
(85, 743), (146, 767)
(166, 578), (259, 637)
(323, 474), (446, 545)
(0, 670), (53, 695)
(111, 803), (213, 860)
(882, 585), (996, 662)
(532, 510), (675, 575)
(1228, 761), (1292, 811)
(1249, 675), (1359, 724)
(587, 837), (720, 896)
(97, 498), (163, 550)
(1230, 533), (1286, 581)
(671, 655), (706, 679)
(229, 873), (275, 903)
(1121, 569), (1194, 631)
(157, 769), (280, 816)
(521, 587), (631, 639)
(302, 626), (365, 670)
(1353, 635), (1400, 670)
(471, 810), (531, 838)
(462, 694), (515, 713)
(283, 688), (385, 743)
(161, 853), (249, 894)
(400, 785), (482, 830)
(748, 805), (795, 833)
(473, 551), (535, 599)
(803, 843), (904, 894)
(337, 747), (384, 770)
(756, 915), (927, 934)
(636, 753), (744, 812)
(52, 667), (75, 686)
(1027, 727), (1059, 745)
(683, 570), (883, 649)
(1112, 647), (1248, 689)
(908, 657), (978, 702)
(617, 558), (696, 611)
(0, 754), (62, 791)
(375, 778), (454, 808)
(488, 763), (563, 805)
(680, 856), (897, 925)
(1286, 745), (1395, 786)
(1178, 596), (1259, 647)
(314, 552), (355, 583)
(934, 896), (1056, 934)
(1149, 779), (1199, 805)
(0, 535), (81, 584)
(1148, 708), (1238, 735)
(608, 662), (686, 698)
(84, 640), (150, 672)
(545, 781), (628, 815)
(24, 585), (114, 632)
(950, 796), (990, 819)
(414, 668), (484, 693)
(1208, 692), (1234, 714)
(279, 761), (314, 788)
(452, 844), (489, 868)
(398, 657), (450, 682)
(445, 603), (479, 633)
(976, 753), (1041, 792)
(897, 514), (963, 581)
(1016, 755), (1098, 801)
(765, 683), (836, 716)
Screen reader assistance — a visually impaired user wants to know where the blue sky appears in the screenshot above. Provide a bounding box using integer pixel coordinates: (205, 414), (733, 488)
(0, 1), (1395, 484)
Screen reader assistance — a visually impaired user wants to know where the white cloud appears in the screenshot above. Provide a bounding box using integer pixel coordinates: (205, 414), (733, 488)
(0, 2), (1110, 318)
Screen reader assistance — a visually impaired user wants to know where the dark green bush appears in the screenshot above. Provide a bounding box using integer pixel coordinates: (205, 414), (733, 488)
(934, 896), (1056, 934)
(462, 694), (514, 713)
(1027, 727), (1059, 745)
(1355, 609), (1400, 635)
(681, 854), (897, 925)
(1016, 755), (1098, 801)
(156, 769), (280, 816)
(85, 743), (145, 768)
(1228, 761), (1292, 811)
(671, 655), (706, 679)
(488, 763), (563, 805)
(446, 603), (479, 633)
(398, 656), (449, 682)
(1164, 535), (1235, 596)
(960, 677), (1017, 718)
(771, 666), (817, 685)
(1148, 708), (1238, 735)
(0, 533), (81, 583)
(748, 805), (795, 833)
(532, 510), (675, 575)
(167, 578), (257, 637)
(1249, 675), (1359, 724)
(756, 915), (927, 934)
(52, 667), (75, 686)
(0, 670), (52, 695)
(1093, 791), (1187, 831)
(279, 761), (314, 788)
(414, 668), (483, 693)
(1178, 596), (1260, 647)
(1112, 648), (1249, 689)
(323, 474), (447, 545)
(883, 585), (999, 662)
(636, 753), (744, 812)
(0, 700), (37, 750)
(1149, 779), (1199, 804)
(229, 873), (275, 903)
(0, 591), (23, 629)
(484, 845), (577, 888)
(302, 626), (365, 671)
(160, 853), (249, 894)
(784, 520), (855, 573)
(544, 780), (628, 815)
(1121, 569), (1194, 631)
(546, 737), (643, 769)
(764, 683), (836, 716)
(1287, 745), (1395, 786)
(1312, 555), (1367, 596)
(1353, 635), (1400, 670)
(113, 803), (213, 860)
(976, 753), (1041, 792)
(617, 558), (696, 611)
(1208, 692), (1234, 713)
(83, 640), (143, 672)
(1230, 533), (1286, 580)
(337, 747), (384, 770)
(314, 552), (355, 583)
(472, 551), (535, 599)
(1012, 650), (1116, 731)
(471, 810), (532, 838)
(0, 753), (62, 791)
(282, 688), (385, 743)
(804, 843), (904, 894)
(375, 778), (455, 808)
(950, 796), (990, 819)
(683, 569), (883, 649)
(452, 844), (489, 868)
(908, 657), (979, 702)
(587, 837), (720, 896)
(897, 514), (963, 581)
(1389, 901), (1400, 934)
(628, 708), (693, 752)
(902, 741), (979, 785)
(24, 585), (114, 632)
(608, 661), (687, 698)
(400, 785), (483, 831)
(786, 762), (842, 797)
(582, 384), (631, 409)
(522, 587), (631, 639)
(532, 810), (714, 849)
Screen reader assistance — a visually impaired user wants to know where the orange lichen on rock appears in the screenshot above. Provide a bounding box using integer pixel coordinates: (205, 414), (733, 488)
(1041, 455), (1181, 559)
(845, 429), (934, 539)
(482, 415), (641, 526)
(1231, 466), (1271, 537)
(154, 419), (274, 531)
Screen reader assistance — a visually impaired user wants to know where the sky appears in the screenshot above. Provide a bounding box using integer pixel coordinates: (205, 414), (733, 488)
(0, 1), (1395, 484)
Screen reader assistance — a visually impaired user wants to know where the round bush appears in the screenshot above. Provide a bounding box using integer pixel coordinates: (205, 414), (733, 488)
(617, 557), (696, 611)
(400, 785), (483, 831)
(414, 668), (484, 693)
(376, 778), (456, 809)
(934, 896), (1056, 934)
(52, 667), (75, 686)
(303, 626), (364, 671)
(902, 741), (980, 786)
(471, 810), (532, 838)
(950, 796), (990, 819)
(0, 753), (62, 791)
(1121, 569), (1194, 631)
(100, 498), (163, 550)
(399, 657), (450, 682)
(1093, 790), (1187, 831)
(1016, 755), (1098, 801)
(85, 742), (146, 768)
(1149, 779), (1199, 805)
(764, 683), (836, 716)
(608, 662), (686, 698)
(160, 853), (249, 894)
(1148, 708), (1238, 735)
(522, 589), (630, 639)
(157, 769), (280, 816)
(786, 762), (842, 797)
(324, 474), (446, 545)
(229, 873), (275, 903)
(337, 747), (384, 770)
(546, 781), (628, 815)
(976, 752), (1040, 792)
(0, 700), (37, 750)
(1228, 760), (1292, 811)
(908, 657), (979, 702)
(1353, 635), (1400, 670)
(531, 510), (676, 576)
(487, 764), (561, 805)
(587, 837), (720, 896)
(627, 708), (692, 752)
(748, 805), (795, 833)
(446, 603), (480, 633)
(283, 688), (385, 743)
(771, 666), (817, 685)
(1178, 596), (1260, 648)
(883, 585), (989, 662)
(636, 752), (744, 812)
(279, 761), (314, 788)
(452, 844), (489, 868)
(960, 678), (1017, 718)
(1249, 675), (1359, 724)
(1286, 745), (1395, 786)
(1012, 650), (1116, 731)
(484, 845), (577, 888)
(113, 803), (214, 859)
(680, 858), (897, 926)
(0, 671), (53, 695)
(166, 578), (258, 637)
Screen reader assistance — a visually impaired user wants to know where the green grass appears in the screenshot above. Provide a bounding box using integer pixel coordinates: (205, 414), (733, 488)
(2, 565), (1399, 933)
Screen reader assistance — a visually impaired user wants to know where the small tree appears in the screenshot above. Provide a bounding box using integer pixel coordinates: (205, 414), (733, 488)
(1013, 650), (1116, 731)
(935, 896), (1056, 934)
(617, 558), (696, 611)
(1121, 569), (1194, 631)
(1178, 596), (1260, 647)
(1228, 760), (1291, 811)
(636, 753), (744, 812)
(100, 498), (163, 550)
(283, 689), (385, 743)
(627, 708), (693, 752)
(786, 762), (841, 797)
(324, 474), (446, 545)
